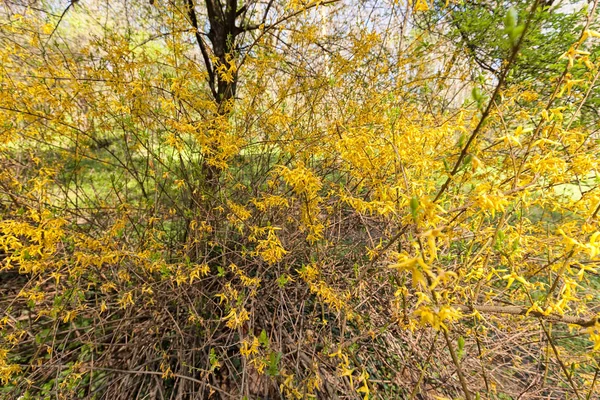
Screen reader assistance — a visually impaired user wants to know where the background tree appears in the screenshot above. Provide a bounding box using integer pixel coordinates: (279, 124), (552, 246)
(1, 0), (600, 399)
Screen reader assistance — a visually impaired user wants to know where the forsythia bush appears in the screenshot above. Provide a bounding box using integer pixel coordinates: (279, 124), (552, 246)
(0, 0), (600, 399)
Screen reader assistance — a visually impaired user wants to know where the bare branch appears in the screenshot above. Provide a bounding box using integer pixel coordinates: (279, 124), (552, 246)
(186, 0), (218, 99)
(455, 304), (599, 328)
(45, 0), (79, 45)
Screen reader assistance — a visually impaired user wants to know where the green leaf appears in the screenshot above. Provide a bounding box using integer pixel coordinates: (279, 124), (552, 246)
(259, 329), (269, 347)
(277, 274), (289, 288)
(409, 196), (420, 220)
(267, 351), (282, 376)
(457, 336), (465, 360)
(494, 229), (505, 249)
(463, 154), (473, 166)
(504, 7), (518, 31)
(509, 25), (525, 46)
(471, 87), (482, 102)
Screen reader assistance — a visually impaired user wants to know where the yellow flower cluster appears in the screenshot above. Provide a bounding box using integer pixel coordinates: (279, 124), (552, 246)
(278, 164), (325, 243)
(413, 305), (461, 331)
(298, 263), (356, 320)
(250, 226), (287, 264)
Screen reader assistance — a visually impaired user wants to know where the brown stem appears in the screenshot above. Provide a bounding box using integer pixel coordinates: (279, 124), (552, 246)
(455, 304), (599, 327)
(443, 328), (472, 400)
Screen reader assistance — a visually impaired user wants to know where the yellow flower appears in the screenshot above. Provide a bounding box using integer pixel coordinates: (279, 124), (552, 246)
(339, 364), (355, 389)
(254, 227), (287, 264)
(223, 307), (250, 329)
(502, 271), (530, 289)
(414, 0), (429, 11)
